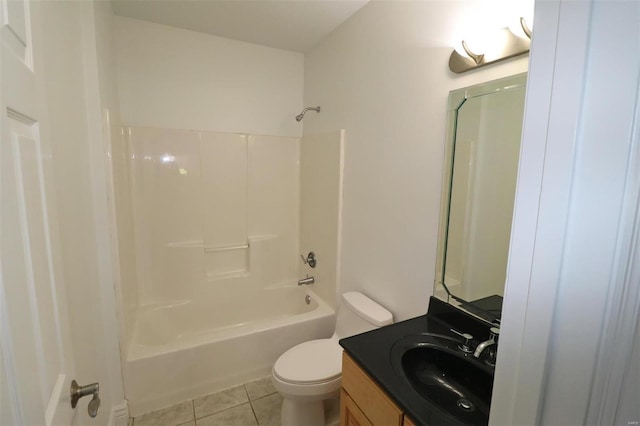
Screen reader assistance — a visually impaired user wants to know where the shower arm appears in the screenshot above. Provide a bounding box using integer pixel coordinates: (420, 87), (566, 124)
(295, 106), (321, 122)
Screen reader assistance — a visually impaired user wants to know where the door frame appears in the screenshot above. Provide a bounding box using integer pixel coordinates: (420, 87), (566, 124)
(78, 3), (129, 425)
(491, 1), (640, 424)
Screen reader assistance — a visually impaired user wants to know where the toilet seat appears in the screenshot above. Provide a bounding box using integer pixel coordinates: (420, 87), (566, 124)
(273, 339), (342, 385)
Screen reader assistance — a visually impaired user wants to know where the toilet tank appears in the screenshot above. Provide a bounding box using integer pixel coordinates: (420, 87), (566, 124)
(333, 292), (393, 340)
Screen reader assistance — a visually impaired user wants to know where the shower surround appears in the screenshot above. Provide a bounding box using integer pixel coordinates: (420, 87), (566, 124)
(110, 126), (344, 415)
(128, 127), (300, 305)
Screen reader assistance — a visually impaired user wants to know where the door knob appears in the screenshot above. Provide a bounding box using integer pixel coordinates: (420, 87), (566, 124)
(71, 380), (100, 418)
(87, 393), (101, 418)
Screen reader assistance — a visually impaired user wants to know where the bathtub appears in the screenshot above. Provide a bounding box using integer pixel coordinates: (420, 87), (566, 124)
(124, 287), (335, 416)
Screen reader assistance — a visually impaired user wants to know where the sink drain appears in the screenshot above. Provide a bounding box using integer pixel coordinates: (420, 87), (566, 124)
(457, 398), (475, 412)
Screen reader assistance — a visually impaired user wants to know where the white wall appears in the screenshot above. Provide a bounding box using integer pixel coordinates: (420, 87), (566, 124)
(114, 17), (304, 137)
(303, 1), (529, 320)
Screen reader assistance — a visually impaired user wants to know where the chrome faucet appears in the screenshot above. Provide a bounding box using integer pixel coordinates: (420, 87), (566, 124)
(473, 327), (500, 358)
(298, 275), (315, 286)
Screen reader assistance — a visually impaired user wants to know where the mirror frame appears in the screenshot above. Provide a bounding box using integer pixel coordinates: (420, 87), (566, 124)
(433, 72), (528, 325)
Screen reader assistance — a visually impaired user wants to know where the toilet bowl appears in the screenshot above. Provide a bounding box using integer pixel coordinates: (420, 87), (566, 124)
(272, 292), (393, 426)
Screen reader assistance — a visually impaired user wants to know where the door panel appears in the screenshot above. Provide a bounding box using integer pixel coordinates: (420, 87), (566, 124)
(5, 0), (28, 46)
(1, 114), (48, 425)
(1, 0), (77, 424)
(3, 0), (31, 67)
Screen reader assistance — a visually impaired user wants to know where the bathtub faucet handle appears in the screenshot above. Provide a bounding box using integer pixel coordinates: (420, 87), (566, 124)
(300, 252), (316, 268)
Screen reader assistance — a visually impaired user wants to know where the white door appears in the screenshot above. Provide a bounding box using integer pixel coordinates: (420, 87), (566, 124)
(1, 0), (81, 424)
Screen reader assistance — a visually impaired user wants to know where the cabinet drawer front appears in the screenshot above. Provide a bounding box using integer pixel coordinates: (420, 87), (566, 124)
(342, 352), (403, 425)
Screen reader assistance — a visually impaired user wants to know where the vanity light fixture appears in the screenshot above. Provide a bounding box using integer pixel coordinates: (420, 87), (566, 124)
(449, 17), (532, 73)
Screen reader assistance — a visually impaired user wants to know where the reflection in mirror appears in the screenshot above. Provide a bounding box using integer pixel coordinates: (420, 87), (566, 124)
(434, 73), (527, 324)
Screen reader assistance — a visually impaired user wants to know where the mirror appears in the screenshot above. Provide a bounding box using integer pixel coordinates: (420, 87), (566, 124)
(434, 73), (527, 324)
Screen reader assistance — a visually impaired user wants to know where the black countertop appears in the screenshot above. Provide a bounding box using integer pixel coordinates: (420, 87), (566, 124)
(338, 297), (495, 426)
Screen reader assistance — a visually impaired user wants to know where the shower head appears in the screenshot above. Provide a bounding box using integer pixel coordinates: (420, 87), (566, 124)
(295, 106), (321, 122)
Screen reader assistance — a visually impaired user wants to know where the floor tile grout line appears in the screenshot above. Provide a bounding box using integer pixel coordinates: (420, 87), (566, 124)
(193, 400), (248, 421)
(246, 379), (278, 402)
(194, 401), (258, 424)
(251, 391), (278, 403)
(243, 383), (260, 425)
(193, 387), (251, 420)
(193, 385), (250, 420)
(248, 397), (260, 425)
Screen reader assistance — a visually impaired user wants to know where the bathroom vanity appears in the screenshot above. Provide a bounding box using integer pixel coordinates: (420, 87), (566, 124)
(339, 297), (497, 425)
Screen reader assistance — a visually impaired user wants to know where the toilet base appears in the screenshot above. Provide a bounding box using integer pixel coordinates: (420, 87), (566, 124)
(280, 395), (340, 426)
(281, 399), (324, 426)
(324, 396), (340, 426)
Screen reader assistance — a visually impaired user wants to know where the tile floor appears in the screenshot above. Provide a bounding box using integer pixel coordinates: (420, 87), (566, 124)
(131, 377), (282, 426)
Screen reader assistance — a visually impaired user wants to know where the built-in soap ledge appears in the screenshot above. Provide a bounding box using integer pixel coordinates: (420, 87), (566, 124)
(205, 241), (250, 280)
(204, 235), (292, 286)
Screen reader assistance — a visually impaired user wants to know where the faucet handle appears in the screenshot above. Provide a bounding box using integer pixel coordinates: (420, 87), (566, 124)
(300, 252), (316, 268)
(450, 328), (473, 340)
(450, 329), (474, 354)
(489, 327), (500, 342)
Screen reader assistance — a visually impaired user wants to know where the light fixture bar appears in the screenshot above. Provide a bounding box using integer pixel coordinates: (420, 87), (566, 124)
(449, 23), (532, 74)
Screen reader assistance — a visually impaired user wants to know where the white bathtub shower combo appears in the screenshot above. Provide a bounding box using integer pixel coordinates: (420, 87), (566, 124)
(110, 125), (345, 415)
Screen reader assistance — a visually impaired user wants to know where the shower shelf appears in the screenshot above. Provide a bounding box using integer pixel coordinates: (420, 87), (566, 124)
(204, 243), (249, 253)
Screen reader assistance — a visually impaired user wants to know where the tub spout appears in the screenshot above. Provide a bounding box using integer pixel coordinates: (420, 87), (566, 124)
(298, 276), (315, 286)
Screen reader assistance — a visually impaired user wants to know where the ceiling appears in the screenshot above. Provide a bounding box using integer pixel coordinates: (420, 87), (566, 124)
(110, 0), (369, 53)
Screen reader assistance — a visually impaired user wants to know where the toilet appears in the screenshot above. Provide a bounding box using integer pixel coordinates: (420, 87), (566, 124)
(271, 292), (393, 426)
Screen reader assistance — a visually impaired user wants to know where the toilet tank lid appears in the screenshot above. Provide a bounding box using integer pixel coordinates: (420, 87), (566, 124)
(342, 292), (393, 327)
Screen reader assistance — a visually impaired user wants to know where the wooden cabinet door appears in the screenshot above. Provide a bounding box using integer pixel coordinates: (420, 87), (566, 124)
(340, 389), (372, 426)
(341, 353), (404, 425)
